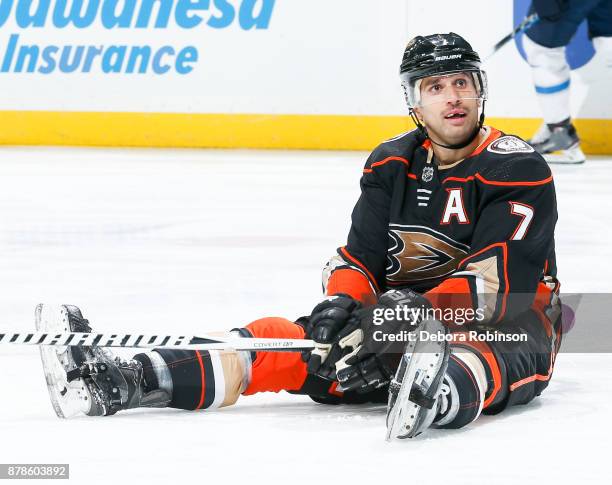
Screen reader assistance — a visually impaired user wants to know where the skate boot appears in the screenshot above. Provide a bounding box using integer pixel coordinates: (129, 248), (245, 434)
(385, 318), (450, 440)
(530, 121), (586, 164)
(36, 304), (171, 418)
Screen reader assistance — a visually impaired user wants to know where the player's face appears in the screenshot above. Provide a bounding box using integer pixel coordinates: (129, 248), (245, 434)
(413, 72), (480, 145)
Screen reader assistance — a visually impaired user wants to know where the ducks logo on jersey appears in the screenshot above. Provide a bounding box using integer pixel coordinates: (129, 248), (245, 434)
(386, 225), (470, 284)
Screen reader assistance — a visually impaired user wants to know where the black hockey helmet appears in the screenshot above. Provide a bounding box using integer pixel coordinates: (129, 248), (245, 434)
(399, 32), (487, 149)
(400, 33), (482, 86)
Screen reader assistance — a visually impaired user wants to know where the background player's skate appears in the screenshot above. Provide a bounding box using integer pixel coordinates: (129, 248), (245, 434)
(529, 121), (586, 164)
(519, 0), (612, 165)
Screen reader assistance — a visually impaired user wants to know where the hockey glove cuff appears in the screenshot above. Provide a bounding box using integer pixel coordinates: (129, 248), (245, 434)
(335, 289), (431, 393)
(301, 294), (361, 379)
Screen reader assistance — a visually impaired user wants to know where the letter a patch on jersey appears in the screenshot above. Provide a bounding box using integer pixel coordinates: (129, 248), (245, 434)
(441, 188), (469, 225)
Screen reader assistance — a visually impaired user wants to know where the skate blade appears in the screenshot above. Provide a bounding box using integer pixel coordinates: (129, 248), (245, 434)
(385, 319), (449, 441)
(36, 304), (92, 418)
(544, 146), (586, 164)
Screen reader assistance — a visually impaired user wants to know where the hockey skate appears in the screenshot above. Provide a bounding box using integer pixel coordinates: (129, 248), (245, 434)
(36, 304), (170, 418)
(385, 318), (451, 440)
(530, 122), (586, 164)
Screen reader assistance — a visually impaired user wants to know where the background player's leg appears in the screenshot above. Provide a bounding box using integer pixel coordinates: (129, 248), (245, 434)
(586, 0), (612, 44)
(523, 1), (594, 163)
(588, 0), (612, 67)
(523, 35), (572, 125)
(592, 36), (612, 66)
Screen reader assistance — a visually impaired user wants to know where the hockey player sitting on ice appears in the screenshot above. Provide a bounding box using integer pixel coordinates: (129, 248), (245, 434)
(38, 33), (563, 439)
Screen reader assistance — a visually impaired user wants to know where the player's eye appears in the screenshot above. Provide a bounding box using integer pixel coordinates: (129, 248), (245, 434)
(455, 79), (467, 88)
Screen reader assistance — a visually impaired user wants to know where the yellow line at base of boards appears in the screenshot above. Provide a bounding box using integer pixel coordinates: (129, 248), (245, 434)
(0, 111), (610, 154)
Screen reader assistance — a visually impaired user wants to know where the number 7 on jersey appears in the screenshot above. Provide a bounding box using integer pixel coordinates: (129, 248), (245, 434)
(509, 202), (534, 240)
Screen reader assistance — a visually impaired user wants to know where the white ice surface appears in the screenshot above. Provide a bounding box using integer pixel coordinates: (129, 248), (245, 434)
(0, 147), (610, 485)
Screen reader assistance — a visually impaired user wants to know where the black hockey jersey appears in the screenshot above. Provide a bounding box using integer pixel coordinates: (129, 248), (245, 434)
(323, 127), (559, 324)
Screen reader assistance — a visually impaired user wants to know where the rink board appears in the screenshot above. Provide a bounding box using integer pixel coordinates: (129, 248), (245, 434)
(0, 0), (610, 152)
(0, 112), (611, 154)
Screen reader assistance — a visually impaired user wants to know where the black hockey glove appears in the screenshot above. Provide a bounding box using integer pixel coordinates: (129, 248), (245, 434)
(301, 294), (361, 379)
(334, 289), (432, 393)
(531, 0), (569, 21)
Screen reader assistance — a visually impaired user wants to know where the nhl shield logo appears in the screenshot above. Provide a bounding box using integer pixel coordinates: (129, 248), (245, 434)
(422, 166), (434, 182)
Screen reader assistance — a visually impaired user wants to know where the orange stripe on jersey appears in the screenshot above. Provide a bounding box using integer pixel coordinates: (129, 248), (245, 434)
(195, 350), (206, 410)
(509, 351), (555, 392)
(442, 175), (476, 183)
(326, 268), (377, 306)
(475, 173), (553, 187)
(339, 247), (380, 293)
(458, 243), (505, 270)
(420, 127), (499, 156)
(407, 173), (418, 180)
(371, 156), (410, 168)
(421, 128), (500, 161)
(442, 173), (553, 186)
(363, 156), (410, 174)
(468, 127), (502, 158)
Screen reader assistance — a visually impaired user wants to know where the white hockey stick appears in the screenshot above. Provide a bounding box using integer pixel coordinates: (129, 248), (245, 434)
(0, 331), (315, 352)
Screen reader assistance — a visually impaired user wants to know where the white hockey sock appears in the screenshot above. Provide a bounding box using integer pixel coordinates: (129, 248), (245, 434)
(593, 36), (612, 68)
(523, 35), (571, 124)
(148, 350), (174, 395)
